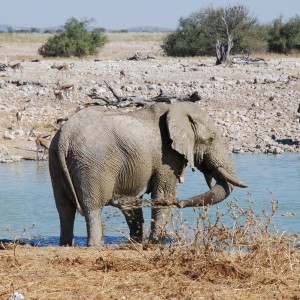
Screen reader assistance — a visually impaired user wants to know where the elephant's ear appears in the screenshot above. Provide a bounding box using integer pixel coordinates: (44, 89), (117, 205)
(167, 104), (195, 168)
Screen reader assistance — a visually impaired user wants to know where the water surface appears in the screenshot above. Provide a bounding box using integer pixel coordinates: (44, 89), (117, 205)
(0, 154), (299, 245)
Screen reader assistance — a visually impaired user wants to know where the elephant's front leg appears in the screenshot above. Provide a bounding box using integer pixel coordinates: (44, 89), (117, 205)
(149, 206), (172, 243)
(149, 171), (177, 243)
(85, 208), (103, 247)
(114, 197), (146, 244)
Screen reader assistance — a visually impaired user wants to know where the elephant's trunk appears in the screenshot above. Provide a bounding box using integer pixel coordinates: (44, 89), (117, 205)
(176, 180), (232, 208)
(152, 180), (233, 208)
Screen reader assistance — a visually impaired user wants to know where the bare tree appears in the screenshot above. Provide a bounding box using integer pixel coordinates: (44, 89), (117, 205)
(215, 14), (234, 65)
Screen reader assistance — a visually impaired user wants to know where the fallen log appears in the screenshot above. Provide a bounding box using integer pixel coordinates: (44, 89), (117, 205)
(127, 51), (155, 61)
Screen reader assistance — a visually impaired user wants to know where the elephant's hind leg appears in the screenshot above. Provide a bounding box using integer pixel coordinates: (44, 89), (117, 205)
(56, 200), (76, 246)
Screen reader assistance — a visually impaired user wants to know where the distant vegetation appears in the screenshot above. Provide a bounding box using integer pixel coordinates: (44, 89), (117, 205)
(162, 5), (300, 57)
(267, 16), (300, 53)
(38, 18), (108, 57)
(1, 5), (300, 57)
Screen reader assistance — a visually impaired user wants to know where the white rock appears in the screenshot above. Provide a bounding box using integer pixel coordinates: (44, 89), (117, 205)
(4, 132), (15, 140)
(8, 291), (25, 300)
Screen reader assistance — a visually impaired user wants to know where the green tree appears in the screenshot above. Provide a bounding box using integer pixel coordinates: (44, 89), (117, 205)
(282, 16), (300, 52)
(162, 5), (264, 57)
(267, 17), (286, 53)
(39, 18), (108, 57)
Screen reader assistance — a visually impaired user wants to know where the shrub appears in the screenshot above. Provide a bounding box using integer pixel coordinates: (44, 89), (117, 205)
(38, 18), (108, 57)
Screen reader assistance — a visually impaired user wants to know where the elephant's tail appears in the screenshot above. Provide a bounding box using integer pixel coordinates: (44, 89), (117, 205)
(57, 142), (84, 216)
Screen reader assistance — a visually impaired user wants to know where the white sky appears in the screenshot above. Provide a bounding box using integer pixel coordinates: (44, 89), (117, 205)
(1, 0), (299, 30)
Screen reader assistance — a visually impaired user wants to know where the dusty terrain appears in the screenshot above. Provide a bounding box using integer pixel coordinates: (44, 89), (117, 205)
(0, 33), (300, 300)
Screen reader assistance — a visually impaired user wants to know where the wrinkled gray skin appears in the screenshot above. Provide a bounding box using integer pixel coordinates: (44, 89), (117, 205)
(49, 102), (247, 246)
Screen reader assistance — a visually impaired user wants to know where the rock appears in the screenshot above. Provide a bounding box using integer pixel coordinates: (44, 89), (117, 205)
(273, 147), (284, 154)
(0, 152), (23, 163)
(252, 102), (260, 108)
(0, 144), (9, 157)
(265, 146), (284, 155)
(0, 79), (6, 88)
(4, 132), (15, 140)
(236, 79), (246, 85)
(254, 76), (265, 84)
(8, 292), (25, 300)
(15, 129), (25, 136)
(210, 76), (224, 82)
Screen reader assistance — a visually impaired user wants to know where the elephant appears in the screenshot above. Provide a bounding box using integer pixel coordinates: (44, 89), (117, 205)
(49, 102), (247, 246)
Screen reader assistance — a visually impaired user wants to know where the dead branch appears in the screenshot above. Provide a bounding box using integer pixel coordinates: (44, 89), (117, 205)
(104, 80), (123, 102)
(84, 82), (202, 110)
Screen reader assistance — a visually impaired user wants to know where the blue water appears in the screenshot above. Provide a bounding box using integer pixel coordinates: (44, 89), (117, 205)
(0, 154), (299, 246)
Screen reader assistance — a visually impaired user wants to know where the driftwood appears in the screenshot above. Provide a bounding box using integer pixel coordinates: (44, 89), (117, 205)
(85, 83), (202, 110)
(127, 51), (155, 61)
(104, 80), (122, 101)
(150, 89), (201, 104)
(232, 58), (266, 65)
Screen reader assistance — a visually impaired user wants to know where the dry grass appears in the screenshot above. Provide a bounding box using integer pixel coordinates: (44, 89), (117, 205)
(0, 32), (166, 61)
(0, 32), (48, 44)
(1, 31), (299, 62)
(0, 32), (165, 44)
(1, 199), (299, 300)
(1, 245), (299, 300)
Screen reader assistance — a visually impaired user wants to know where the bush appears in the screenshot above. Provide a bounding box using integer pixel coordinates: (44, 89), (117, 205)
(268, 16), (300, 53)
(38, 18), (108, 57)
(162, 5), (265, 57)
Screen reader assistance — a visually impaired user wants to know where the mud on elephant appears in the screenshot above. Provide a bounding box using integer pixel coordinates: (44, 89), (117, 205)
(49, 102), (247, 246)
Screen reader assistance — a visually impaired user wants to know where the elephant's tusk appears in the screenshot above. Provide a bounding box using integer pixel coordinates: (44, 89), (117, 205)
(217, 167), (248, 188)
